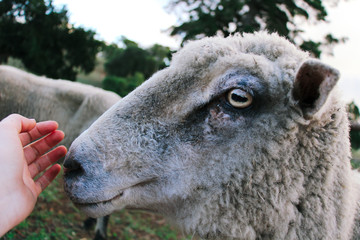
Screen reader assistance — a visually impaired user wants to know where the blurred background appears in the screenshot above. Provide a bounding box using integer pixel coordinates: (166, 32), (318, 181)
(1, 0), (359, 239)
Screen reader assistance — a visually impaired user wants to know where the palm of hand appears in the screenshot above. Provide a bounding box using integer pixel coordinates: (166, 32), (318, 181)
(0, 115), (66, 234)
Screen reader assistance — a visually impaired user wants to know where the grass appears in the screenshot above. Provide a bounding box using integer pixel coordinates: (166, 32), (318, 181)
(1, 169), (191, 240)
(76, 57), (105, 88)
(352, 148), (360, 169)
(352, 148), (360, 159)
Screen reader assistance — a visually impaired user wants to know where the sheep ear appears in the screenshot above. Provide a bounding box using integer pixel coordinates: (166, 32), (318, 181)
(292, 59), (340, 119)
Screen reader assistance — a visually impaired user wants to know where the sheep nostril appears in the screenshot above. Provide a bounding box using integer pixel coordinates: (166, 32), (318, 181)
(63, 157), (84, 176)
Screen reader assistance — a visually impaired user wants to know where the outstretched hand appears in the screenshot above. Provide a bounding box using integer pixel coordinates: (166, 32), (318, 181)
(0, 114), (67, 236)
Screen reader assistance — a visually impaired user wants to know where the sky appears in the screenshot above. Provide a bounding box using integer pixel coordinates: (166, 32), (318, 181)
(53, 0), (360, 106)
(53, 0), (180, 47)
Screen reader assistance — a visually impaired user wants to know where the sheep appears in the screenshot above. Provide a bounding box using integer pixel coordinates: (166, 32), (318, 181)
(63, 32), (360, 240)
(0, 65), (120, 238)
(0, 65), (120, 148)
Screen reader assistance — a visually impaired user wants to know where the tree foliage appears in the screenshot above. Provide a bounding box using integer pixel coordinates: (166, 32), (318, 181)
(167, 0), (346, 58)
(103, 37), (172, 96)
(0, 0), (103, 80)
(104, 37), (171, 79)
(103, 73), (145, 97)
(348, 102), (360, 150)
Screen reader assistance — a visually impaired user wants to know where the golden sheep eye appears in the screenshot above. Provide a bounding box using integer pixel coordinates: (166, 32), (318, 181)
(227, 89), (253, 109)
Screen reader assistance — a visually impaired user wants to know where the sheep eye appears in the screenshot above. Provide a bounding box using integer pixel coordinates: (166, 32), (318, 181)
(227, 89), (253, 109)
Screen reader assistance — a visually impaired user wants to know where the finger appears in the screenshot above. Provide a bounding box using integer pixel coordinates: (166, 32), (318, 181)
(20, 121), (59, 146)
(0, 114), (36, 133)
(34, 164), (62, 196)
(29, 146), (67, 178)
(24, 130), (65, 164)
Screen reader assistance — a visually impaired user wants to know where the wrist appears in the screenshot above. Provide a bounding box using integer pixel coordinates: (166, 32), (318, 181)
(0, 187), (34, 236)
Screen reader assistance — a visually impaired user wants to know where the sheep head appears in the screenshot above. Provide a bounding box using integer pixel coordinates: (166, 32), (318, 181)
(64, 32), (355, 239)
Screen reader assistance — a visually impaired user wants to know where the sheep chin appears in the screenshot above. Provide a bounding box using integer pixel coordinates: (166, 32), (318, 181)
(76, 203), (116, 218)
(74, 193), (125, 218)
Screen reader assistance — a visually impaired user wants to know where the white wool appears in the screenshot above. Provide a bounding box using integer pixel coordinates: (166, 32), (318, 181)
(0, 65), (120, 147)
(63, 32), (360, 239)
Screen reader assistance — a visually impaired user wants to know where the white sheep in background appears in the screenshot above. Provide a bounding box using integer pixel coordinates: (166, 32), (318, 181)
(0, 65), (120, 148)
(0, 65), (120, 238)
(63, 32), (360, 240)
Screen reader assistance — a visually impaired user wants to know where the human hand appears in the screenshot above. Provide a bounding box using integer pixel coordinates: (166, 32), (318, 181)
(0, 114), (67, 236)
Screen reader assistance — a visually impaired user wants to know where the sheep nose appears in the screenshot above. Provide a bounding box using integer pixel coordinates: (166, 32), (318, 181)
(63, 154), (84, 177)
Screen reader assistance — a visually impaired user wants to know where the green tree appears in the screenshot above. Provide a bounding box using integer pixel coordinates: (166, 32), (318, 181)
(104, 37), (171, 80)
(0, 0), (103, 80)
(103, 72), (145, 97)
(148, 43), (173, 70)
(348, 102), (360, 150)
(102, 38), (171, 96)
(104, 44), (156, 79)
(167, 0), (346, 58)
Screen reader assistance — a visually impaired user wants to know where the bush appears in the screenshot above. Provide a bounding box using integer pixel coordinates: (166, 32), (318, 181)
(103, 72), (145, 97)
(348, 102), (360, 150)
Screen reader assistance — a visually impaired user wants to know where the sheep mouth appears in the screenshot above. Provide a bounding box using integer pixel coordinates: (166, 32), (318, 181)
(73, 191), (124, 207)
(71, 177), (157, 207)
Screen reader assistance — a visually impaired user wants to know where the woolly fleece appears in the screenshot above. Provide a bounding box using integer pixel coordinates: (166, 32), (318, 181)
(64, 32), (360, 240)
